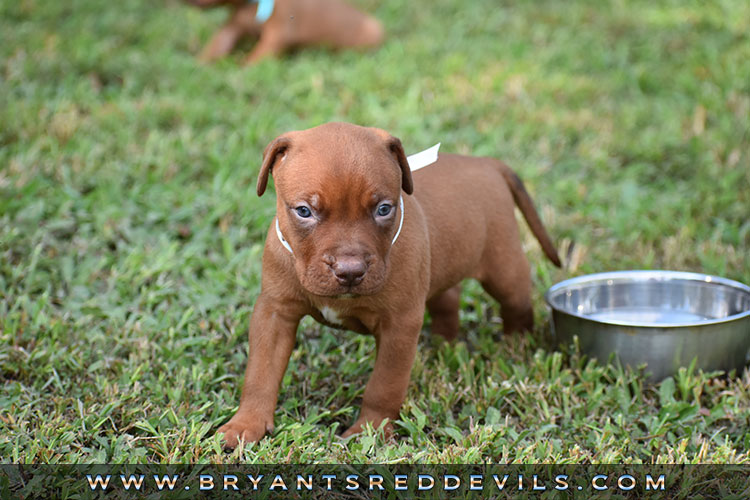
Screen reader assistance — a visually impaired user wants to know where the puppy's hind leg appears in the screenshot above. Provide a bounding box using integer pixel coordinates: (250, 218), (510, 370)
(477, 244), (534, 335)
(426, 284), (461, 341)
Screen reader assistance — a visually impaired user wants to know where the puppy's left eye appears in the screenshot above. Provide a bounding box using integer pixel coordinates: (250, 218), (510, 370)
(376, 203), (392, 217)
(295, 206), (312, 218)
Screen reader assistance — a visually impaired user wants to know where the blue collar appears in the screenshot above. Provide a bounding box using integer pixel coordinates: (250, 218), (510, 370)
(251, 0), (274, 23)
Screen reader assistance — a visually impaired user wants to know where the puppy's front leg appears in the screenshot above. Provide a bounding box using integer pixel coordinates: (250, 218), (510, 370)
(342, 312), (424, 439)
(217, 294), (300, 448)
(198, 23), (243, 63)
(243, 32), (285, 65)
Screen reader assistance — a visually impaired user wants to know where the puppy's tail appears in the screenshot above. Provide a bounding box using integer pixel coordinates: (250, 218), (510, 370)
(497, 162), (562, 267)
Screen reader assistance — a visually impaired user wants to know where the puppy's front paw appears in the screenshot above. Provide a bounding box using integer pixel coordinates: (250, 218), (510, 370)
(217, 417), (269, 449)
(197, 51), (219, 64)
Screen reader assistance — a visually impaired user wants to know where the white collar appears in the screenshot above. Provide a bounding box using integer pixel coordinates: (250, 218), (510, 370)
(275, 216), (294, 254)
(275, 195), (404, 255)
(391, 194), (405, 247)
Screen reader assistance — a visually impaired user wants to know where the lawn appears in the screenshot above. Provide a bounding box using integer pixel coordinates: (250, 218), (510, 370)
(1, 0), (749, 464)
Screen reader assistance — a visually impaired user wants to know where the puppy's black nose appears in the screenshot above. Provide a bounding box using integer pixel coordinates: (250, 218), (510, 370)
(332, 257), (367, 286)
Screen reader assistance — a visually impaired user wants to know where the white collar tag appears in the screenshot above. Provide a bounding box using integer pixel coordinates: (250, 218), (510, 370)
(275, 143), (439, 255)
(407, 143), (440, 171)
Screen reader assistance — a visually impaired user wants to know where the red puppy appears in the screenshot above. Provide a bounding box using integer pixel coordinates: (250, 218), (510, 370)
(187, 0), (384, 64)
(218, 122), (561, 447)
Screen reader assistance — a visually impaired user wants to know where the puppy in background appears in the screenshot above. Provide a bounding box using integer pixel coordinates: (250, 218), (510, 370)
(186, 0), (385, 65)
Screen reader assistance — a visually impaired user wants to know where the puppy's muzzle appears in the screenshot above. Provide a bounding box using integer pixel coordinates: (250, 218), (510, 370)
(329, 256), (368, 287)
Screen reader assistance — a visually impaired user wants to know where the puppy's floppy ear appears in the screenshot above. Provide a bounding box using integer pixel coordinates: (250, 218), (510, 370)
(369, 127), (413, 194)
(257, 136), (291, 196)
(385, 136), (414, 195)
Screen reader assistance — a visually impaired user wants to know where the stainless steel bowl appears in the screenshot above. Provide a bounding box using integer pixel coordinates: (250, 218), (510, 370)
(545, 270), (750, 381)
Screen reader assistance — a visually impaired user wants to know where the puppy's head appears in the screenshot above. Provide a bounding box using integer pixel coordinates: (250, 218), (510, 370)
(257, 122), (413, 298)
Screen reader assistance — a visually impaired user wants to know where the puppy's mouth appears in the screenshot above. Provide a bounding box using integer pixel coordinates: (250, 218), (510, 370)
(298, 257), (388, 299)
(310, 289), (362, 300)
(303, 281), (384, 299)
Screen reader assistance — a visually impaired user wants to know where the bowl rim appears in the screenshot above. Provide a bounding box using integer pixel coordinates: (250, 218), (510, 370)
(544, 270), (750, 328)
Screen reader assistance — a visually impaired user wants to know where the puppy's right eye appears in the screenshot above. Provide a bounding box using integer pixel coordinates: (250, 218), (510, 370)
(295, 206), (312, 218)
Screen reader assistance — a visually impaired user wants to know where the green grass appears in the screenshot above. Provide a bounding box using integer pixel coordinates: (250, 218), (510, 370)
(1, 0), (749, 464)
